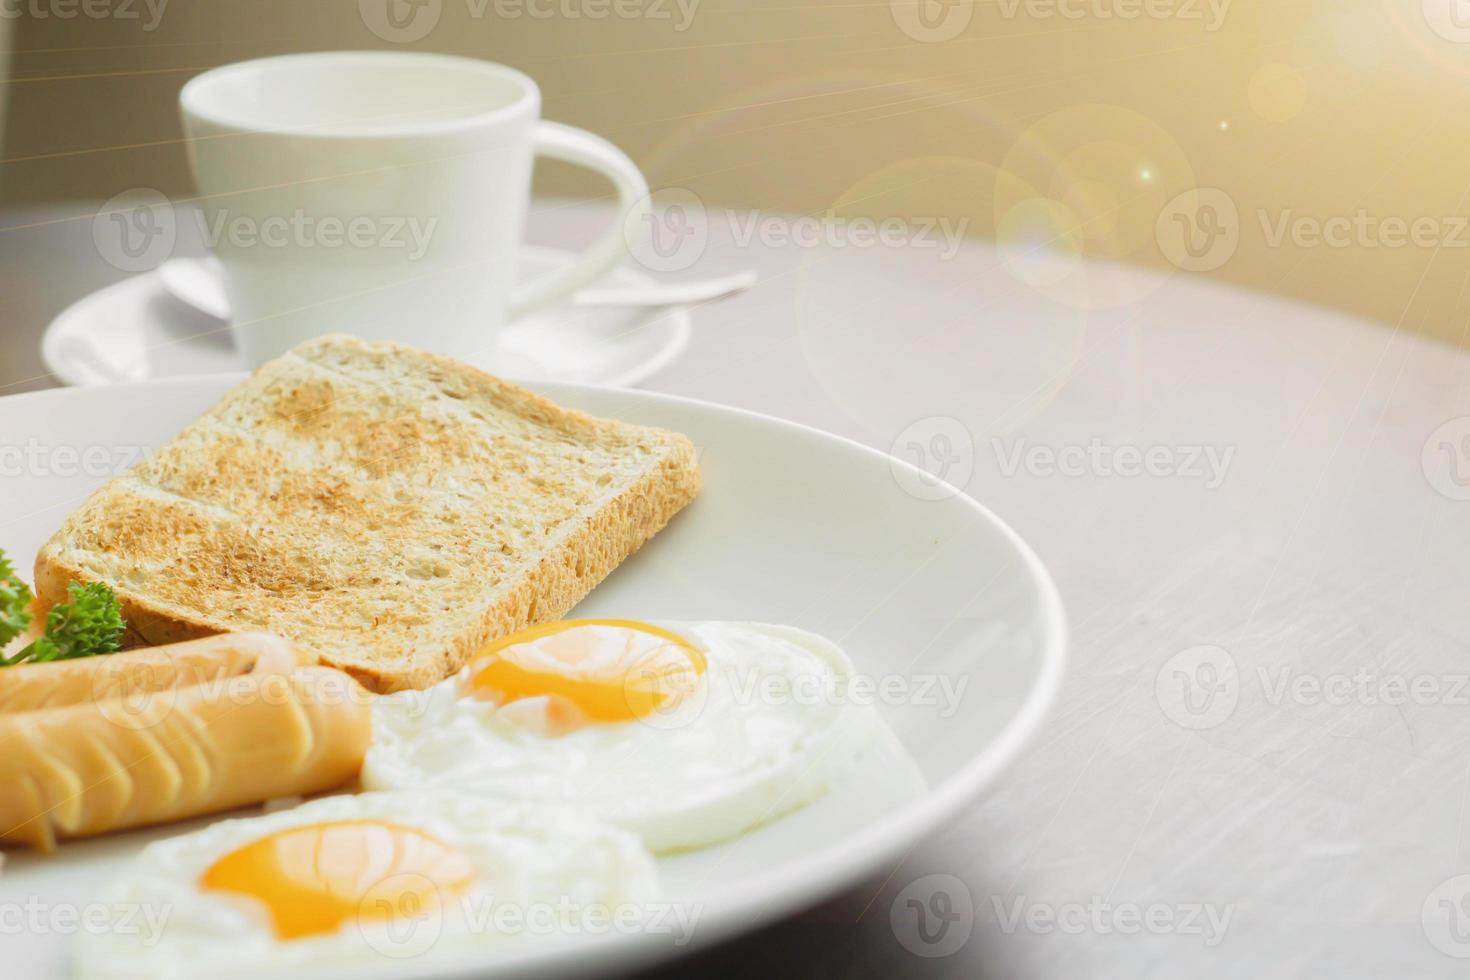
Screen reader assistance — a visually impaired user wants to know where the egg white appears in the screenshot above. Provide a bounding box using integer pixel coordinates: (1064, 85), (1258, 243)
(71, 792), (660, 980)
(363, 621), (881, 852)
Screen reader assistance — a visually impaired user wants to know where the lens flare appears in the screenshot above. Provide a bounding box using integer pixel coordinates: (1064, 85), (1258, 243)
(795, 156), (1089, 438)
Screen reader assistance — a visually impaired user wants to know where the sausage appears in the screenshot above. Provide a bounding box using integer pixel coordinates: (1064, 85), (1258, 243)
(0, 633), (316, 714)
(0, 648), (371, 851)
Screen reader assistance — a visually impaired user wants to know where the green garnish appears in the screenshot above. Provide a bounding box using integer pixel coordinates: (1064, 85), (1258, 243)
(0, 550), (34, 649)
(1, 579), (124, 668)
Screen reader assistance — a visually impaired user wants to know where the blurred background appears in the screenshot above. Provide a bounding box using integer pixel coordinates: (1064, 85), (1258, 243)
(1, 0), (1467, 346)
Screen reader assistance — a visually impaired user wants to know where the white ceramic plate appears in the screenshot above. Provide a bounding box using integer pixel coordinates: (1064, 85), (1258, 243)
(41, 246), (691, 389)
(0, 378), (1066, 980)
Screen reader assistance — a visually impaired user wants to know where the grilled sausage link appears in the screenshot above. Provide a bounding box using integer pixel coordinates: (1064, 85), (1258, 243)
(0, 633), (315, 714)
(0, 640), (370, 851)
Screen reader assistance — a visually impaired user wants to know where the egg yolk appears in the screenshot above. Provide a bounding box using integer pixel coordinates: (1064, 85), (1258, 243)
(468, 619), (706, 722)
(200, 820), (476, 940)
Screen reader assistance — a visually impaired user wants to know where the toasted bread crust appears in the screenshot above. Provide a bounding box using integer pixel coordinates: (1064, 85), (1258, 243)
(35, 335), (702, 693)
(350, 435), (700, 691)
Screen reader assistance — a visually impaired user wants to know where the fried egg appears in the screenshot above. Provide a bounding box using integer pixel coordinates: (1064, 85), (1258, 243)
(72, 792), (660, 980)
(363, 620), (881, 852)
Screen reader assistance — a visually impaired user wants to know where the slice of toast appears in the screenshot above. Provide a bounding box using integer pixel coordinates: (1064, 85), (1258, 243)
(35, 335), (701, 692)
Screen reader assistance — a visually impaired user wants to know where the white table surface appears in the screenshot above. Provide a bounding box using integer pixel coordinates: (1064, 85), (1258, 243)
(4, 199), (1470, 979)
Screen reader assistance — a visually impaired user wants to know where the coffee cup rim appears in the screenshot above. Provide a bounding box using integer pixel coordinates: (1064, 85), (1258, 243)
(179, 50), (540, 140)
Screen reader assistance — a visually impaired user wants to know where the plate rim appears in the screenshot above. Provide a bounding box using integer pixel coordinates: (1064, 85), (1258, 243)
(39, 245), (693, 390)
(0, 376), (1068, 979)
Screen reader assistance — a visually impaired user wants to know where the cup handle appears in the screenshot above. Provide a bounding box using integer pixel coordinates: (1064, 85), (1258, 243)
(507, 121), (650, 321)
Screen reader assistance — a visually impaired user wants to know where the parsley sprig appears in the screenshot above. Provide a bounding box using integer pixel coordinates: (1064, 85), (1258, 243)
(0, 549), (125, 667)
(0, 551), (34, 650)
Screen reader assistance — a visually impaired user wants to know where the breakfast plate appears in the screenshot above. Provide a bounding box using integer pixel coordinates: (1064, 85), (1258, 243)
(40, 246), (692, 389)
(0, 377), (1066, 980)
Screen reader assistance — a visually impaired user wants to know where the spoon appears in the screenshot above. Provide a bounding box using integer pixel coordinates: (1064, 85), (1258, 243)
(571, 269), (758, 308)
(157, 257), (756, 322)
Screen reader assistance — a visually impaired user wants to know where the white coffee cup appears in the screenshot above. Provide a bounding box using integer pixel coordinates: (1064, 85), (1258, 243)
(179, 51), (649, 368)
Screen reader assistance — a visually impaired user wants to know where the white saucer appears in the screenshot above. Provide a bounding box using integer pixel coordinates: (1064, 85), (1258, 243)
(41, 245), (691, 388)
